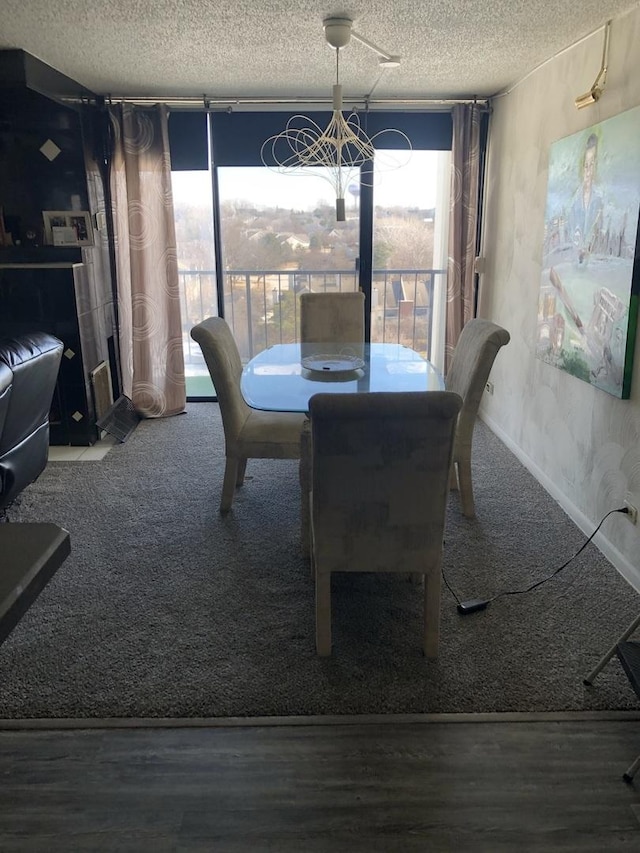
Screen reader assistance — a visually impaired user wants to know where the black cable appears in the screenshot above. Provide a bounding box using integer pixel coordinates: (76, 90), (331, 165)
(445, 506), (629, 613)
(441, 568), (462, 606)
(486, 507), (623, 603)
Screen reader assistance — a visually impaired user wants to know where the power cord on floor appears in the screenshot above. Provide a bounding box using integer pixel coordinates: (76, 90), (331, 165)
(444, 507), (631, 616)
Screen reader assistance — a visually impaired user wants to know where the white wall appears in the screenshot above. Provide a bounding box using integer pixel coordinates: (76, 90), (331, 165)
(478, 6), (640, 589)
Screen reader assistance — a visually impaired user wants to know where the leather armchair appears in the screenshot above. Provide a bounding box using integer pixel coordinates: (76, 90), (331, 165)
(0, 332), (63, 513)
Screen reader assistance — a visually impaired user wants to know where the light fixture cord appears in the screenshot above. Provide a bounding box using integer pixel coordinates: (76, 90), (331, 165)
(601, 21), (610, 70)
(591, 20), (611, 91)
(335, 47), (343, 175)
(597, 20), (611, 87)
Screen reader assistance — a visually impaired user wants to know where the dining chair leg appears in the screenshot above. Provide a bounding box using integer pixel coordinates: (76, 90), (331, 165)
(235, 458), (248, 487)
(423, 570), (441, 659)
(623, 752), (640, 783)
(316, 569), (332, 656)
(457, 456), (476, 518)
(220, 457), (239, 514)
(299, 420), (311, 556)
(309, 502), (316, 579)
(299, 461), (310, 557)
(449, 463), (459, 492)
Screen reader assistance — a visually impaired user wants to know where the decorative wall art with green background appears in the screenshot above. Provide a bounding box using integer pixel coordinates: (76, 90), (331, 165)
(537, 105), (640, 398)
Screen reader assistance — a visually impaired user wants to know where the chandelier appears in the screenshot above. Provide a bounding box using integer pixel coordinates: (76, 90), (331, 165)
(260, 17), (411, 221)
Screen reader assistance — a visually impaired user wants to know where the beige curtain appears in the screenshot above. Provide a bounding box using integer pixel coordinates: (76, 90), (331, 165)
(445, 103), (482, 373)
(109, 103), (186, 417)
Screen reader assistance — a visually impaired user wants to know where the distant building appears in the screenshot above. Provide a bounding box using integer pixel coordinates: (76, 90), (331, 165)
(281, 234), (310, 250)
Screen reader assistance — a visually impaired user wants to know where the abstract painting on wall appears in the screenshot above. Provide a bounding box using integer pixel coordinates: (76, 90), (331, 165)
(537, 105), (640, 398)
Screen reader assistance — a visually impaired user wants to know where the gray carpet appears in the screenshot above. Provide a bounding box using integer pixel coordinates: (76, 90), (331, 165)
(2, 403), (639, 719)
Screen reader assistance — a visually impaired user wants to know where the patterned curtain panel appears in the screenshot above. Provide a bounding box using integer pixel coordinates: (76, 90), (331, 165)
(109, 103), (186, 418)
(445, 103), (482, 373)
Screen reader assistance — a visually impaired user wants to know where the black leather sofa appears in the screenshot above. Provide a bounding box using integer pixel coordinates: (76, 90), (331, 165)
(0, 332), (63, 514)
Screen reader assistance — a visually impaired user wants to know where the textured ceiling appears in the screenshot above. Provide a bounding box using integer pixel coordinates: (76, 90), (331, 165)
(1, 0), (639, 103)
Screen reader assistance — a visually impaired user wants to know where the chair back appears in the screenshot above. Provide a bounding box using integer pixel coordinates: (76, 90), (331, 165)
(300, 292), (365, 347)
(190, 317), (250, 444)
(445, 318), (510, 434)
(309, 390), (462, 574)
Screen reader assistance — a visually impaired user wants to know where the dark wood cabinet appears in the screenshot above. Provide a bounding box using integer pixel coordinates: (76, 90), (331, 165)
(0, 49), (118, 445)
(0, 262), (116, 445)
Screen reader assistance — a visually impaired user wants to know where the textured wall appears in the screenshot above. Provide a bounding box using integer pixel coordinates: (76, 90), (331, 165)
(479, 6), (640, 585)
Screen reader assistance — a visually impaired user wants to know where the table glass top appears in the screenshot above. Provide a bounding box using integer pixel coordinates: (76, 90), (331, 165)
(241, 342), (444, 413)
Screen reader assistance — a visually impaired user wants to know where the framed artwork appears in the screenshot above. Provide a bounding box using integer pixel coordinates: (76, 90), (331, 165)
(537, 105), (640, 399)
(42, 210), (94, 247)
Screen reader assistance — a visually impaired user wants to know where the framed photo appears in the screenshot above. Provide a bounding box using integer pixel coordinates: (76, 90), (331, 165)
(42, 210), (94, 247)
(537, 105), (640, 399)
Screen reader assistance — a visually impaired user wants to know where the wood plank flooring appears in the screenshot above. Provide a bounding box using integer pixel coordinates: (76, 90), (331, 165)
(1, 718), (640, 851)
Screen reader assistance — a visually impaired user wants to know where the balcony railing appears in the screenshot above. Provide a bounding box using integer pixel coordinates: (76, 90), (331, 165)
(179, 268), (446, 369)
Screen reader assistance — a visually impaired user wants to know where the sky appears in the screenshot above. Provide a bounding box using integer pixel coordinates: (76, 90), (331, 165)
(172, 150), (443, 211)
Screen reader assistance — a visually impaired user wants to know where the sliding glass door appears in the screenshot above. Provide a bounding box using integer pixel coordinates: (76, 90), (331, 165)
(371, 149), (450, 363)
(169, 110), (454, 398)
(172, 169), (217, 398)
(216, 166), (360, 362)
(212, 152), (449, 363)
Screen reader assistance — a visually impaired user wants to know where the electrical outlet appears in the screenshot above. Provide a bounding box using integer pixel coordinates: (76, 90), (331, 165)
(485, 381), (494, 395)
(624, 501), (638, 524)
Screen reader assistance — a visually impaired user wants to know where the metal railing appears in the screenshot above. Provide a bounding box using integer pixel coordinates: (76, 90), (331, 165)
(180, 267), (446, 366)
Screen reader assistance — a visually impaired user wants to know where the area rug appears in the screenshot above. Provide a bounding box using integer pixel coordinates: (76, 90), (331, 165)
(1, 404), (639, 718)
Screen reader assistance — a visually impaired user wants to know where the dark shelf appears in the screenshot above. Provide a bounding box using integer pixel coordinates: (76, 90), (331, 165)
(0, 247), (83, 264)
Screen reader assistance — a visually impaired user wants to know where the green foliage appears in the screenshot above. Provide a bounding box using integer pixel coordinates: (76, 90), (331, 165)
(264, 289), (299, 345)
(559, 348), (591, 382)
(373, 241), (393, 269)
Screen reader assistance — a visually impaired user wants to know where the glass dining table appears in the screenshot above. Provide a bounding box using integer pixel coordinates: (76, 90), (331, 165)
(240, 342), (444, 413)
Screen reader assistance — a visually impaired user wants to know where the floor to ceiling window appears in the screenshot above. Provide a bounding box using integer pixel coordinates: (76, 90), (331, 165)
(169, 110), (454, 398)
(371, 149), (450, 360)
(171, 169), (217, 398)
(216, 166), (360, 362)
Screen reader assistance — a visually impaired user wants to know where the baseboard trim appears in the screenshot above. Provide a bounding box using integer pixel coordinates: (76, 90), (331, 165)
(0, 710), (639, 730)
(480, 412), (640, 593)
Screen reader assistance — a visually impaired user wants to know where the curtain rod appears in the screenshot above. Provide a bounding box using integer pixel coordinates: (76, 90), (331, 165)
(76, 94), (490, 111)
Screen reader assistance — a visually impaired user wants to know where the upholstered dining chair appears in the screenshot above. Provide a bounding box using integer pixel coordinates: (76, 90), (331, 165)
(190, 317), (306, 513)
(445, 318), (510, 518)
(298, 290), (366, 549)
(300, 291), (365, 346)
(308, 390), (463, 658)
